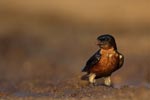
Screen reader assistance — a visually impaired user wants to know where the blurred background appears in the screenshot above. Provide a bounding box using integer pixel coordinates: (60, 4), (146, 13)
(0, 0), (150, 87)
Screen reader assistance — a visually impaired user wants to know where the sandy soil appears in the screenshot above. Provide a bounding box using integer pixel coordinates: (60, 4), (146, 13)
(0, 77), (150, 100)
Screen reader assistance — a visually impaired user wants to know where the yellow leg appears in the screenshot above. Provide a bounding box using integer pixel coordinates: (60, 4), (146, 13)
(89, 73), (96, 84)
(104, 76), (111, 86)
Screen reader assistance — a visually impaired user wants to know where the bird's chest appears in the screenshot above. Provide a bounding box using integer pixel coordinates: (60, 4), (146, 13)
(98, 53), (118, 69)
(91, 52), (119, 74)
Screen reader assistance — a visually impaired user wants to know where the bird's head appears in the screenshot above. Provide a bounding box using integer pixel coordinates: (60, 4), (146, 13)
(97, 34), (117, 50)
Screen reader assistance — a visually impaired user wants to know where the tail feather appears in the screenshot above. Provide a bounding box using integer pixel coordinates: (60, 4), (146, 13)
(81, 66), (86, 72)
(81, 73), (89, 80)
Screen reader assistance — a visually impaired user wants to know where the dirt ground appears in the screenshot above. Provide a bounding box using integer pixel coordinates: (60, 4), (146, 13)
(0, 77), (150, 100)
(0, 0), (150, 100)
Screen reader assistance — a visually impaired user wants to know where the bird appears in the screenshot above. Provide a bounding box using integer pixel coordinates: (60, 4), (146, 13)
(81, 34), (124, 86)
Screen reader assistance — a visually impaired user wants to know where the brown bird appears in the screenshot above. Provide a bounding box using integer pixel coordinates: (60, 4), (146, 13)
(82, 34), (124, 86)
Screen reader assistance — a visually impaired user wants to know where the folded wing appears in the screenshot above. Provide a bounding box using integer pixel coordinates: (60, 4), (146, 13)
(82, 49), (101, 72)
(118, 53), (124, 68)
(114, 52), (124, 72)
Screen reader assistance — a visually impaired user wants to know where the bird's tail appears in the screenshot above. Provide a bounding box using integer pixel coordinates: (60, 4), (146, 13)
(80, 73), (89, 80)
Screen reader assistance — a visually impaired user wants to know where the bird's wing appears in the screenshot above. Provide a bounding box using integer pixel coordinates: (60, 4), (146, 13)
(82, 49), (101, 72)
(118, 53), (124, 69)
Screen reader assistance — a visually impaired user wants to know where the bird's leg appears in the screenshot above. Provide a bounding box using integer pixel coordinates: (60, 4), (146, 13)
(89, 73), (96, 85)
(104, 76), (111, 86)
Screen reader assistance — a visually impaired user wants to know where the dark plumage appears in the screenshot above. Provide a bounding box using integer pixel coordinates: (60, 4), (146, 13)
(82, 49), (101, 72)
(81, 34), (124, 86)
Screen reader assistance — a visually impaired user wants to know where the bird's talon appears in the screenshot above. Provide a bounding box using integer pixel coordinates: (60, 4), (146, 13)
(104, 76), (112, 87)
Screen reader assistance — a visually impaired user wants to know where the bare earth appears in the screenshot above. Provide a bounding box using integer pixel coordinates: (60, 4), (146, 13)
(0, 75), (149, 100)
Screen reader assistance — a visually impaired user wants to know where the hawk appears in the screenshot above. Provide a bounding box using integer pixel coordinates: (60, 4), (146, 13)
(82, 34), (124, 86)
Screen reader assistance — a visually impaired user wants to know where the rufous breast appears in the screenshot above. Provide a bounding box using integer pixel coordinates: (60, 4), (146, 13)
(90, 49), (119, 76)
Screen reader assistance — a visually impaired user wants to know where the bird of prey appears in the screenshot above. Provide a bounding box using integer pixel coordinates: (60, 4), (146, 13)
(82, 34), (124, 86)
